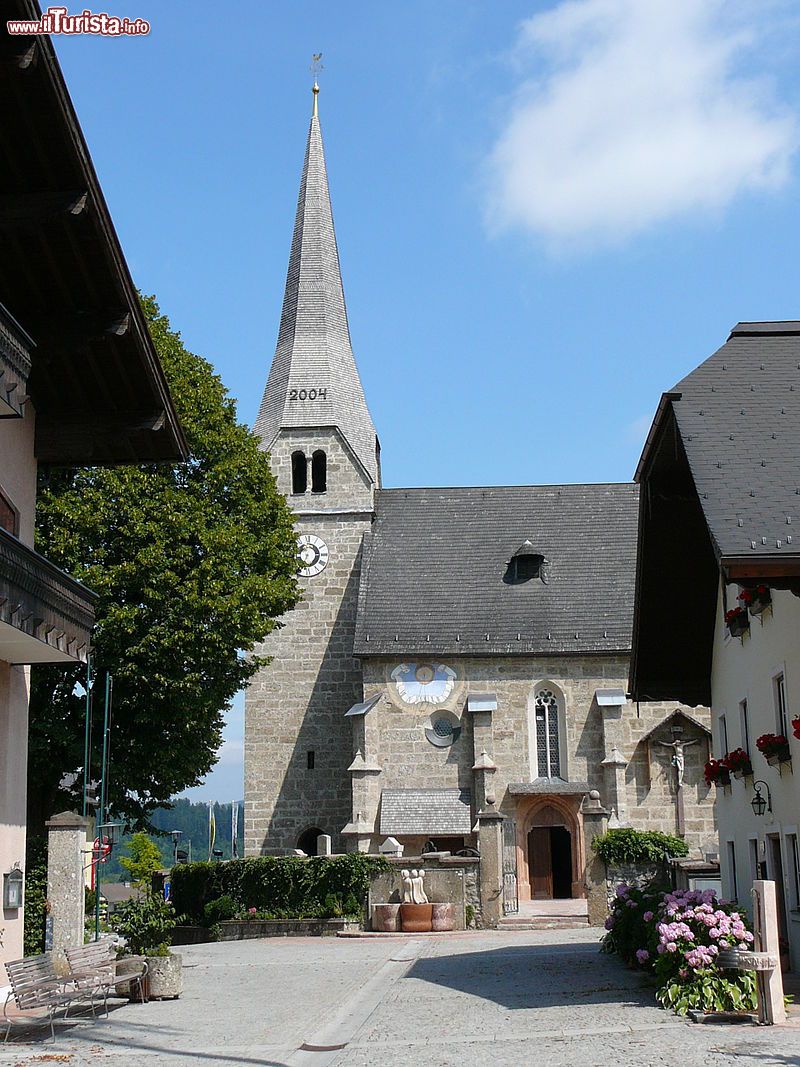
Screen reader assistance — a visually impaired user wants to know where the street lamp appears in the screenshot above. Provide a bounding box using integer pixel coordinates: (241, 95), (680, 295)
(170, 829), (183, 866)
(3, 866), (23, 910)
(751, 780), (772, 817)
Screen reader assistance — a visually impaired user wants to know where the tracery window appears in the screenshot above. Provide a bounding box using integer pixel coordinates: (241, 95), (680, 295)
(535, 687), (562, 778)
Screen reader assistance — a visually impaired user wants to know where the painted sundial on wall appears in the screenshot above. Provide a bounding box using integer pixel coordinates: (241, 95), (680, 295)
(297, 534), (329, 577)
(391, 662), (456, 705)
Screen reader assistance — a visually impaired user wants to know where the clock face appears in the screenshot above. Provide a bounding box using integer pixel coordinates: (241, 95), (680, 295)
(391, 662), (456, 705)
(297, 534), (329, 577)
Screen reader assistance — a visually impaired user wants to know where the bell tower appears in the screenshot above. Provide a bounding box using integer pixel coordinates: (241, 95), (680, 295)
(245, 82), (380, 855)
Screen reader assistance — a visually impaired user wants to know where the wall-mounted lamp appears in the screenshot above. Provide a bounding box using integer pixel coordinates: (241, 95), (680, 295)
(3, 865), (24, 910)
(751, 779), (773, 818)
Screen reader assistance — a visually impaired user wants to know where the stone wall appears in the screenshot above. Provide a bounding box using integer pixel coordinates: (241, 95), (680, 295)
(605, 862), (669, 908)
(268, 427), (374, 513)
(354, 655), (715, 853)
(245, 503), (372, 856)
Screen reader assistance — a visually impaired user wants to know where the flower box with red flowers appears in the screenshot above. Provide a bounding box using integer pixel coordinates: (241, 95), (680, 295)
(725, 606), (749, 638)
(722, 747), (753, 779)
(756, 733), (791, 767)
(737, 585), (771, 616)
(704, 758), (731, 788)
(793, 717), (800, 741)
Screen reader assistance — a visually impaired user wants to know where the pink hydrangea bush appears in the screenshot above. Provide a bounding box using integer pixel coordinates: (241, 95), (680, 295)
(602, 885), (757, 1015)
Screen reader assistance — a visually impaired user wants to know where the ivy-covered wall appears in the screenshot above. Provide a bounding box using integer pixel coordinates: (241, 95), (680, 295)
(170, 854), (389, 925)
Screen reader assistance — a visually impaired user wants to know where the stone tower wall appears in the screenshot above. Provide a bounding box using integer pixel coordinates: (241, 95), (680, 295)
(244, 428), (373, 855)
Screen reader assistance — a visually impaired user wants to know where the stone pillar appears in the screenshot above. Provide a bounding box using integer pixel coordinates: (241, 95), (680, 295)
(752, 880), (786, 1024)
(477, 804), (505, 928)
(580, 791), (609, 927)
(46, 811), (90, 966)
(601, 745), (628, 827)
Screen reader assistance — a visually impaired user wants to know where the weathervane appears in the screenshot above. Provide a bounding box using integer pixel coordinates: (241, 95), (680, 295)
(310, 53), (323, 116)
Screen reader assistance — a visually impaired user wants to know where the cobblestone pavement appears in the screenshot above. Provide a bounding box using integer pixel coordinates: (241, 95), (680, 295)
(1, 930), (798, 1066)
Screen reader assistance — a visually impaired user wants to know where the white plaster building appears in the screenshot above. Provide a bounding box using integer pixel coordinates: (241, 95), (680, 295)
(631, 322), (800, 972)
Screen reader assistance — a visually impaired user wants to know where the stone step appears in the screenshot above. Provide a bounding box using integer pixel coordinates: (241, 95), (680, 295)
(498, 915), (589, 930)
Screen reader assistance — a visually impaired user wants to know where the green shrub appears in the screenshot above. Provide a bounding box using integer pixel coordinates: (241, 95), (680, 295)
(465, 904), (476, 929)
(170, 854), (390, 925)
(24, 837), (48, 957)
(592, 829), (689, 866)
(203, 895), (240, 926)
(111, 894), (179, 956)
(343, 893), (361, 918)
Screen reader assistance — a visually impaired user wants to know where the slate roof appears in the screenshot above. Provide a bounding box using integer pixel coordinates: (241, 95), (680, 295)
(380, 789), (473, 836)
(354, 484), (639, 656)
(254, 94), (379, 483)
(639, 322), (800, 561)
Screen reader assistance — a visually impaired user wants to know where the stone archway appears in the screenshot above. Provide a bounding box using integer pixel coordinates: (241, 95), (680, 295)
(514, 796), (586, 901)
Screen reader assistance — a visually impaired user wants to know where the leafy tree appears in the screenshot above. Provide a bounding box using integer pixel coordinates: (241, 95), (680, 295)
(119, 832), (165, 890)
(27, 296), (299, 828)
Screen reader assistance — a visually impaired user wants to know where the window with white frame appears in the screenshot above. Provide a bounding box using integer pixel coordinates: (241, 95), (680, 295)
(727, 840), (738, 902)
(718, 713), (729, 756)
(533, 687), (562, 779)
(739, 699), (750, 754)
(788, 834), (800, 911)
(774, 673), (788, 737)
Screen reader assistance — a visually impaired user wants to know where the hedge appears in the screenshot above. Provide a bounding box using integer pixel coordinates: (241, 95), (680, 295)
(591, 828), (689, 866)
(170, 854), (390, 924)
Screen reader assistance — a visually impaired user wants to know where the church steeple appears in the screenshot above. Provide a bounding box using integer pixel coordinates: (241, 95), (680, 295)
(255, 85), (380, 487)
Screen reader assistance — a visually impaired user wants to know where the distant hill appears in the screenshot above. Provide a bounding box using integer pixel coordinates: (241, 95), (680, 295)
(98, 798), (245, 882)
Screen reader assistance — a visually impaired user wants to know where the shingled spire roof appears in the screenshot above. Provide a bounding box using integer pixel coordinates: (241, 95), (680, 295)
(255, 85), (379, 484)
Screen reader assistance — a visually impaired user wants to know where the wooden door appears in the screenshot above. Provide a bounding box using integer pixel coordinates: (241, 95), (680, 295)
(529, 827), (553, 899)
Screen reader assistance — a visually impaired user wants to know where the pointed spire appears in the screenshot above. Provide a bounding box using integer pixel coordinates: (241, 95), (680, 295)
(255, 91), (379, 485)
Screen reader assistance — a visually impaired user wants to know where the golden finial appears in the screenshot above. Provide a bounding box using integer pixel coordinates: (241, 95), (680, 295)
(310, 53), (323, 117)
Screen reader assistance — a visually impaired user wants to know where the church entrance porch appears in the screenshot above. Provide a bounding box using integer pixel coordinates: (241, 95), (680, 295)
(507, 783), (590, 902)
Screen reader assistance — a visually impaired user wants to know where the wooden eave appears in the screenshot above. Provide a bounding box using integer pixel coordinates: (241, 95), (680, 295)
(0, 2), (188, 465)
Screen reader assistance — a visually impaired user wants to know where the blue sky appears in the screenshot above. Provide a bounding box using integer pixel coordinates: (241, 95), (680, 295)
(53, 0), (800, 801)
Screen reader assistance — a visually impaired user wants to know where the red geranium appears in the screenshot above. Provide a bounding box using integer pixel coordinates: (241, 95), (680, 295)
(793, 717), (800, 741)
(725, 606), (747, 624)
(704, 758), (729, 786)
(721, 747), (752, 772)
(755, 733), (789, 755)
(737, 585), (769, 605)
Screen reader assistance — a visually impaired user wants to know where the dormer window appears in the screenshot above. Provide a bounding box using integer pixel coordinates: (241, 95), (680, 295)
(291, 451), (307, 494)
(311, 450), (327, 493)
(506, 540), (548, 583)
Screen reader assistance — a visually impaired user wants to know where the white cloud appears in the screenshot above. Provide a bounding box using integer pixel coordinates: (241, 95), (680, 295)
(486, 0), (798, 248)
(627, 413), (653, 446)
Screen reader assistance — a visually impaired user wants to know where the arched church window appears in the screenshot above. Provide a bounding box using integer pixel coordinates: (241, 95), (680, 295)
(311, 450), (327, 493)
(291, 451), (307, 494)
(534, 687), (562, 779)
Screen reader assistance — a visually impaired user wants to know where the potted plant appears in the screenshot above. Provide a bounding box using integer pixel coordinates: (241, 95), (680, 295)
(704, 758), (731, 788)
(725, 606), (749, 638)
(737, 585), (771, 616)
(793, 716), (800, 741)
(722, 747), (753, 779)
(111, 893), (183, 999)
(756, 733), (791, 767)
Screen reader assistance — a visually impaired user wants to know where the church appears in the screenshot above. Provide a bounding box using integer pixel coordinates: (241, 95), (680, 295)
(244, 85), (715, 907)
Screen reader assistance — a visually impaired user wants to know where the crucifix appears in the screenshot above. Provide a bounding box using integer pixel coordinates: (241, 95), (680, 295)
(657, 726), (698, 834)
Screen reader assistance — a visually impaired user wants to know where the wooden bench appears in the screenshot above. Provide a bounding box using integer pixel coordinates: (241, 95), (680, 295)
(65, 941), (148, 1014)
(3, 953), (86, 1043)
